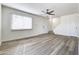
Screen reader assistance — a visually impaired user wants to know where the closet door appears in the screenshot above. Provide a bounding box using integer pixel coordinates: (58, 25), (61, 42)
(74, 15), (79, 37)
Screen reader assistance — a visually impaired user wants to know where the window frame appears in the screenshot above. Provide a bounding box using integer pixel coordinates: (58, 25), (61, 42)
(11, 14), (32, 30)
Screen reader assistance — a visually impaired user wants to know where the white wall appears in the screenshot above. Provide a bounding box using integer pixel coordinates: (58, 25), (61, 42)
(2, 6), (49, 42)
(53, 14), (79, 37)
(0, 4), (1, 45)
(77, 4), (79, 13)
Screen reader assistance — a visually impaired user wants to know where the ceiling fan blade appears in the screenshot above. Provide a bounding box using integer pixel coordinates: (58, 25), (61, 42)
(49, 10), (54, 13)
(49, 14), (55, 15)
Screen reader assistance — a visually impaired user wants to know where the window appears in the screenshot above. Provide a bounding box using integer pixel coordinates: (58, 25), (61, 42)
(11, 14), (32, 30)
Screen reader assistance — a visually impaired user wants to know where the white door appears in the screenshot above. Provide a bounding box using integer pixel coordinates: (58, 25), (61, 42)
(75, 15), (79, 37)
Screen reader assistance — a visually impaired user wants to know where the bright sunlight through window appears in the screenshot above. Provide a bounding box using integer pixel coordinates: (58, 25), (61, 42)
(11, 14), (32, 30)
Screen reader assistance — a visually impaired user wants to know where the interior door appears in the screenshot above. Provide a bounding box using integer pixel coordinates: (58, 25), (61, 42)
(74, 15), (79, 37)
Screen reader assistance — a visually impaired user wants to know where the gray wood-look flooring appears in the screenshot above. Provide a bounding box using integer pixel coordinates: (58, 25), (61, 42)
(0, 34), (78, 55)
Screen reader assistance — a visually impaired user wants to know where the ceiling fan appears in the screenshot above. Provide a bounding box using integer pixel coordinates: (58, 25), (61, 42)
(42, 9), (55, 15)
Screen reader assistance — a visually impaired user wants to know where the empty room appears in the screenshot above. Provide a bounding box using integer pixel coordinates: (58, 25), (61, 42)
(0, 3), (79, 55)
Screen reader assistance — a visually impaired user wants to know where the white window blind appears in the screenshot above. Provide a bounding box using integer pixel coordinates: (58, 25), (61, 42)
(11, 14), (32, 30)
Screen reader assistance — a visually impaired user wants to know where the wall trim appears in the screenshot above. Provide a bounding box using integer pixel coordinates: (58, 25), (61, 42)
(2, 33), (48, 42)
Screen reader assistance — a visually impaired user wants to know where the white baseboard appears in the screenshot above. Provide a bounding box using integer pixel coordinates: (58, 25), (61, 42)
(2, 32), (48, 42)
(54, 33), (79, 38)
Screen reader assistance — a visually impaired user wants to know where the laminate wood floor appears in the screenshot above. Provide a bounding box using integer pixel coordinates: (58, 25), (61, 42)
(0, 34), (78, 55)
